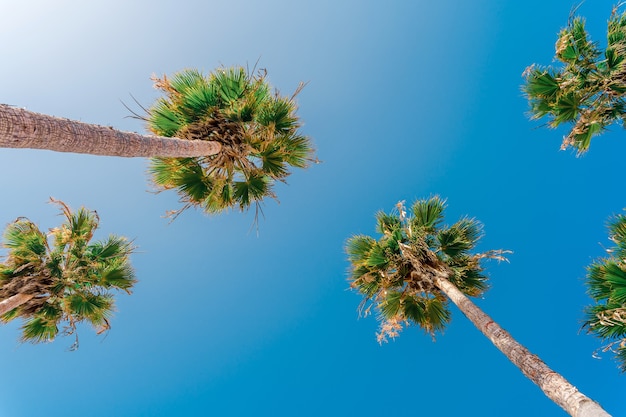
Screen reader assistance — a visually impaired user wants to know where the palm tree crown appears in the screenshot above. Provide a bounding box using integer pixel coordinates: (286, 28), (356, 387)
(146, 67), (315, 216)
(0, 200), (136, 347)
(523, 6), (626, 154)
(346, 198), (612, 417)
(584, 212), (626, 372)
(346, 196), (505, 342)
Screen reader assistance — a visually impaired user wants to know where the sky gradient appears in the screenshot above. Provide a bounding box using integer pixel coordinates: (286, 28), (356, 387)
(1, 1), (625, 416)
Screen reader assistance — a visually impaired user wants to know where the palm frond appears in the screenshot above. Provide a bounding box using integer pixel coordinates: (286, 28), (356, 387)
(66, 293), (114, 323)
(436, 217), (483, 259)
(233, 171), (271, 209)
(20, 316), (59, 343)
(523, 68), (560, 101)
(346, 235), (376, 264)
(375, 211), (401, 235)
(2, 219), (47, 263)
(410, 196), (446, 232)
(379, 290), (403, 319)
(167, 69), (205, 96)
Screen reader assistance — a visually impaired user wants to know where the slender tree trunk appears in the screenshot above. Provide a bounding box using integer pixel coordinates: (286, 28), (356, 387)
(432, 272), (611, 417)
(0, 104), (221, 157)
(0, 293), (34, 316)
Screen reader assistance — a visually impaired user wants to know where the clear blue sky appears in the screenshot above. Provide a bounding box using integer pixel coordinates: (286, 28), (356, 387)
(0, 1), (624, 416)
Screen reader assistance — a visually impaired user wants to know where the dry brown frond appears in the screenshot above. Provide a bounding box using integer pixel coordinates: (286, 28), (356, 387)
(151, 73), (175, 94)
(474, 249), (512, 263)
(377, 316), (404, 344)
(596, 307), (626, 326)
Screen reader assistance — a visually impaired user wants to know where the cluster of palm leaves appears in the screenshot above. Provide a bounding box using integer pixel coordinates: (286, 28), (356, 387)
(346, 196), (506, 342)
(523, 6), (626, 154)
(584, 213), (626, 372)
(522, 4), (626, 375)
(146, 67), (314, 216)
(0, 200), (135, 347)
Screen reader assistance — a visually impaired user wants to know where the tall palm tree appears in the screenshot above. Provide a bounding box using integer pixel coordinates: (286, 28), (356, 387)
(1, 65), (314, 216)
(0, 199), (136, 348)
(522, 5), (626, 155)
(346, 197), (611, 417)
(145, 67), (315, 215)
(584, 212), (626, 372)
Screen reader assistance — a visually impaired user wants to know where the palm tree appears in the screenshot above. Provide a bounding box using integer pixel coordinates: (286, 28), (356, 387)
(522, 5), (626, 154)
(145, 67), (315, 215)
(584, 212), (626, 372)
(346, 197), (611, 417)
(1, 65), (314, 216)
(0, 199), (136, 348)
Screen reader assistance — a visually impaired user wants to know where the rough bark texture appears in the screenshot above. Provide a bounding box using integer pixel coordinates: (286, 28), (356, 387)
(0, 293), (34, 316)
(0, 104), (222, 157)
(433, 273), (611, 417)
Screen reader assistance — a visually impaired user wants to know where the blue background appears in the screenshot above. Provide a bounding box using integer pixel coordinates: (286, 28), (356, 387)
(0, 1), (624, 416)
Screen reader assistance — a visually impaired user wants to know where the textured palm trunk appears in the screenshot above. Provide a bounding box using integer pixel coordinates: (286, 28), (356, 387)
(0, 293), (34, 316)
(433, 272), (611, 417)
(0, 104), (221, 157)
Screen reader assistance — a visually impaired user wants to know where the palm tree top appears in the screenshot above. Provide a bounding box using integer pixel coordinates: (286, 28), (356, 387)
(522, 5), (626, 154)
(0, 199), (136, 347)
(143, 66), (316, 218)
(346, 196), (508, 342)
(584, 211), (626, 372)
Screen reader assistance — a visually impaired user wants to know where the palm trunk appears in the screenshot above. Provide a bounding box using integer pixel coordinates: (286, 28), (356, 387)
(0, 293), (34, 316)
(0, 104), (221, 157)
(432, 272), (611, 417)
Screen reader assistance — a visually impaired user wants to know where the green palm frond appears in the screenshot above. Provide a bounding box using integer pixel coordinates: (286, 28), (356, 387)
(212, 67), (248, 104)
(585, 211), (626, 371)
(523, 6), (626, 154)
(346, 197), (505, 342)
(523, 68), (560, 108)
(2, 219), (48, 263)
(420, 295), (450, 333)
(400, 293), (450, 334)
(346, 235), (376, 264)
(0, 201), (136, 346)
(366, 243), (392, 269)
(555, 17), (600, 65)
(447, 256), (490, 296)
(1, 305), (20, 322)
(279, 134), (311, 168)
(147, 66), (315, 217)
(375, 211), (402, 235)
(587, 262), (615, 301)
(149, 100), (183, 137)
(436, 218), (483, 259)
(66, 293), (114, 325)
(233, 171), (272, 210)
(410, 196), (446, 232)
(379, 290), (404, 318)
(20, 316), (59, 343)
